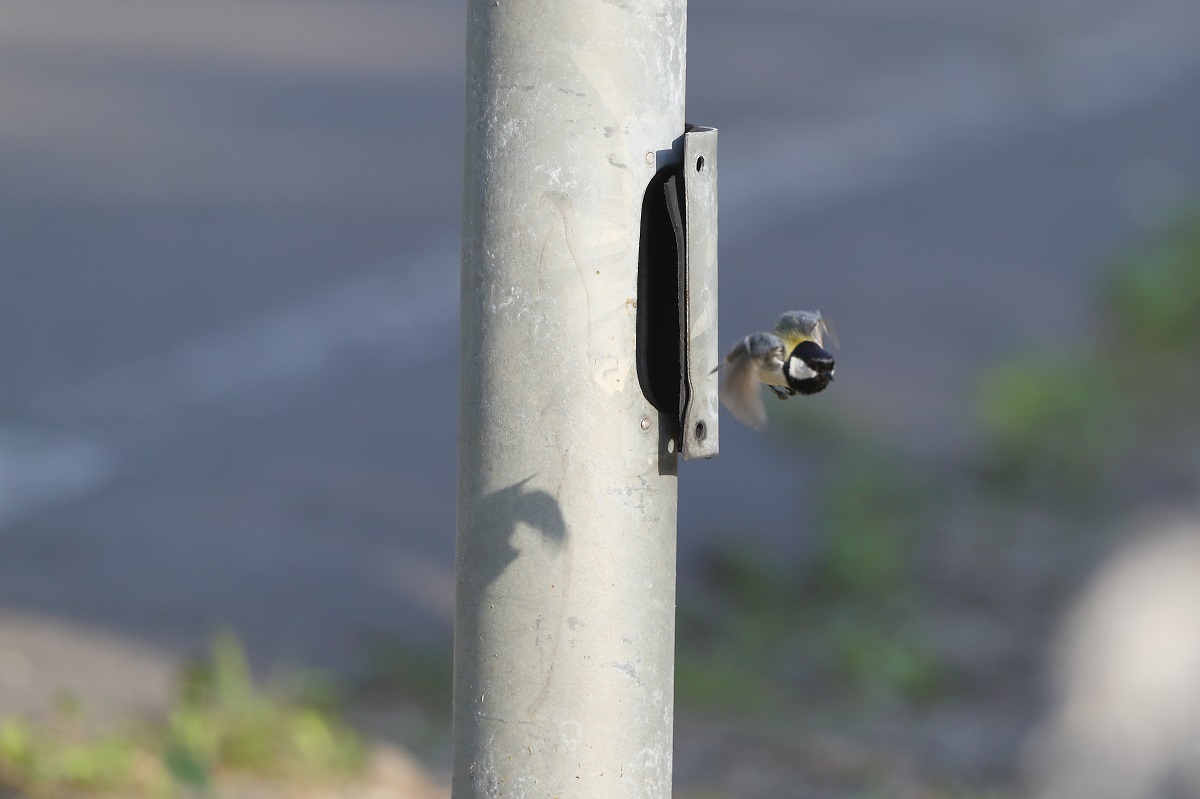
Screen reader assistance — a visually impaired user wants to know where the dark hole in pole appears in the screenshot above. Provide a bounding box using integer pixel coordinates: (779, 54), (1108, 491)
(636, 164), (683, 428)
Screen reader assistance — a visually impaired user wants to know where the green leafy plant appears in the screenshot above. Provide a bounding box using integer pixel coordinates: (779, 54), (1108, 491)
(0, 632), (364, 798)
(810, 449), (929, 601)
(675, 445), (952, 713)
(165, 631), (363, 781)
(826, 617), (946, 704)
(975, 211), (1200, 497)
(975, 354), (1128, 494)
(1104, 212), (1200, 356)
(0, 712), (163, 797)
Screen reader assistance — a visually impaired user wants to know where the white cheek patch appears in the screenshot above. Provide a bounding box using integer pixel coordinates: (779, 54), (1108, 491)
(787, 357), (817, 381)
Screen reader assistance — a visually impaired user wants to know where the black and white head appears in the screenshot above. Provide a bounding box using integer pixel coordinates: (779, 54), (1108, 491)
(785, 339), (835, 396)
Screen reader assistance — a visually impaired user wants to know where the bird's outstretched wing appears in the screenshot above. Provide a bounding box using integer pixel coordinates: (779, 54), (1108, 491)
(817, 314), (838, 349)
(716, 332), (784, 431)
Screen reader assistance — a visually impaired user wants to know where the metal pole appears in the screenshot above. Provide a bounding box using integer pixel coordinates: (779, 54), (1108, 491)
(454, 0), (686, 796)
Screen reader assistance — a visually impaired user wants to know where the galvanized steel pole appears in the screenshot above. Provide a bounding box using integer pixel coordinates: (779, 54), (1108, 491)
(454, 0), (686, 796)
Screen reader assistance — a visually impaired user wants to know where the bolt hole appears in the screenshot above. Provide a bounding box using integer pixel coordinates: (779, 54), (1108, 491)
(694, 420), (707, 441)
(695, 156), (705, 172)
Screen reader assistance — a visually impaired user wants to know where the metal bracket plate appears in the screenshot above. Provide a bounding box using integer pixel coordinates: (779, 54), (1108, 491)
(679, 126), (719, 460)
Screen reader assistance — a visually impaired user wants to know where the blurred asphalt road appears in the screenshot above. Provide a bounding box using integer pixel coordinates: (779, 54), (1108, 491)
(1, 0), (1199, 715)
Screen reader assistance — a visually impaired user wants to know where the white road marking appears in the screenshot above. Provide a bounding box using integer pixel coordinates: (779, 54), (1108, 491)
(0, 428), (118, 528)
(37, 242), (459, 422)
(3, 243), (456, 530)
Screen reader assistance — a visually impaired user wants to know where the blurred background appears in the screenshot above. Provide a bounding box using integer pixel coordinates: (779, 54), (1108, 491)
(2, 0), (1200, 796)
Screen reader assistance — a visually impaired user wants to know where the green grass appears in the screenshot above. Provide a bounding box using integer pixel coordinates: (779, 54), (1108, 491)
(674, 648), (782, 714)
(167, 632), (362, 781)
(0, 718), (153, 797)
(974, 353), (1129, 495)
(810, 448), (929, 601)
(975, 210), (1200, 499)
(0, 632), (363, 798)
(1104, 211), (1200, 356)
(825, 617), (945, 704)
(676, 445), (953, 714)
